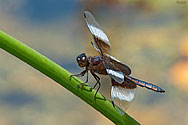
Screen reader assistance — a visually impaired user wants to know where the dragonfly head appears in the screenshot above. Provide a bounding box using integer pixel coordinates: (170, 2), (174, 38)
(76, 53), (89, 68)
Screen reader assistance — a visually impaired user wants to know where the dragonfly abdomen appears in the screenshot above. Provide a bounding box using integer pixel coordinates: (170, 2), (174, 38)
(125, 75), (165, 93)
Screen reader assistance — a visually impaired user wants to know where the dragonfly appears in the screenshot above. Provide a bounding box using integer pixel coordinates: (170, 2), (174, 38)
(71, 11), (165, 109)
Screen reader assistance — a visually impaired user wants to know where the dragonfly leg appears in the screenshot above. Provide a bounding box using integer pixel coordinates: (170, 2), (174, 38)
(111, 100), (115, 109)
(70, 70), (87, 78)
(70, 70), (89, 88)
(91, 72), (101, 102)
(94, 81), (101, 99)
(92, 74), (100, 89)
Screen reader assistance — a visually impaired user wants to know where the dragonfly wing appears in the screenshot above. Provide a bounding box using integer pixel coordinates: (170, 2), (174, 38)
(106, 69), (125, 84)
(84, 11), (111, 54)
(105, 54), (131, 75)
(102, 57), (125, 83)
(111, 78), (137, 111)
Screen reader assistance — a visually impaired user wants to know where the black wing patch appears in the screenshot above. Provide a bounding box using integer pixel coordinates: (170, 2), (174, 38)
(105, 54), (131, 75)
(102, 57), (125, 84)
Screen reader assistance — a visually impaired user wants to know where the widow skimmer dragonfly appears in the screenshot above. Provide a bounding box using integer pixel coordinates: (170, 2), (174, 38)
(71, 11), (165, 109)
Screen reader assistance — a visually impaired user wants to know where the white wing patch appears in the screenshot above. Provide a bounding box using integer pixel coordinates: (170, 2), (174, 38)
(84, 11), (111, 47)
(88, 24), (110, 43)
(106, 69), (124, 84)
(111, 86), (136, 102)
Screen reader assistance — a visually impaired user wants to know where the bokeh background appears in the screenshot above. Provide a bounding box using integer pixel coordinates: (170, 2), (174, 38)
(0, 0), (188, 125)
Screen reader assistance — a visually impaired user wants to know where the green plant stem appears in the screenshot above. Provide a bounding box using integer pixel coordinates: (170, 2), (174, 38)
(0, 30), (140, 125)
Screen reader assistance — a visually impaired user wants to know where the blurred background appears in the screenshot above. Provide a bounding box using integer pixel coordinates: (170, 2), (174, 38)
(0, 0), (188, 124)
